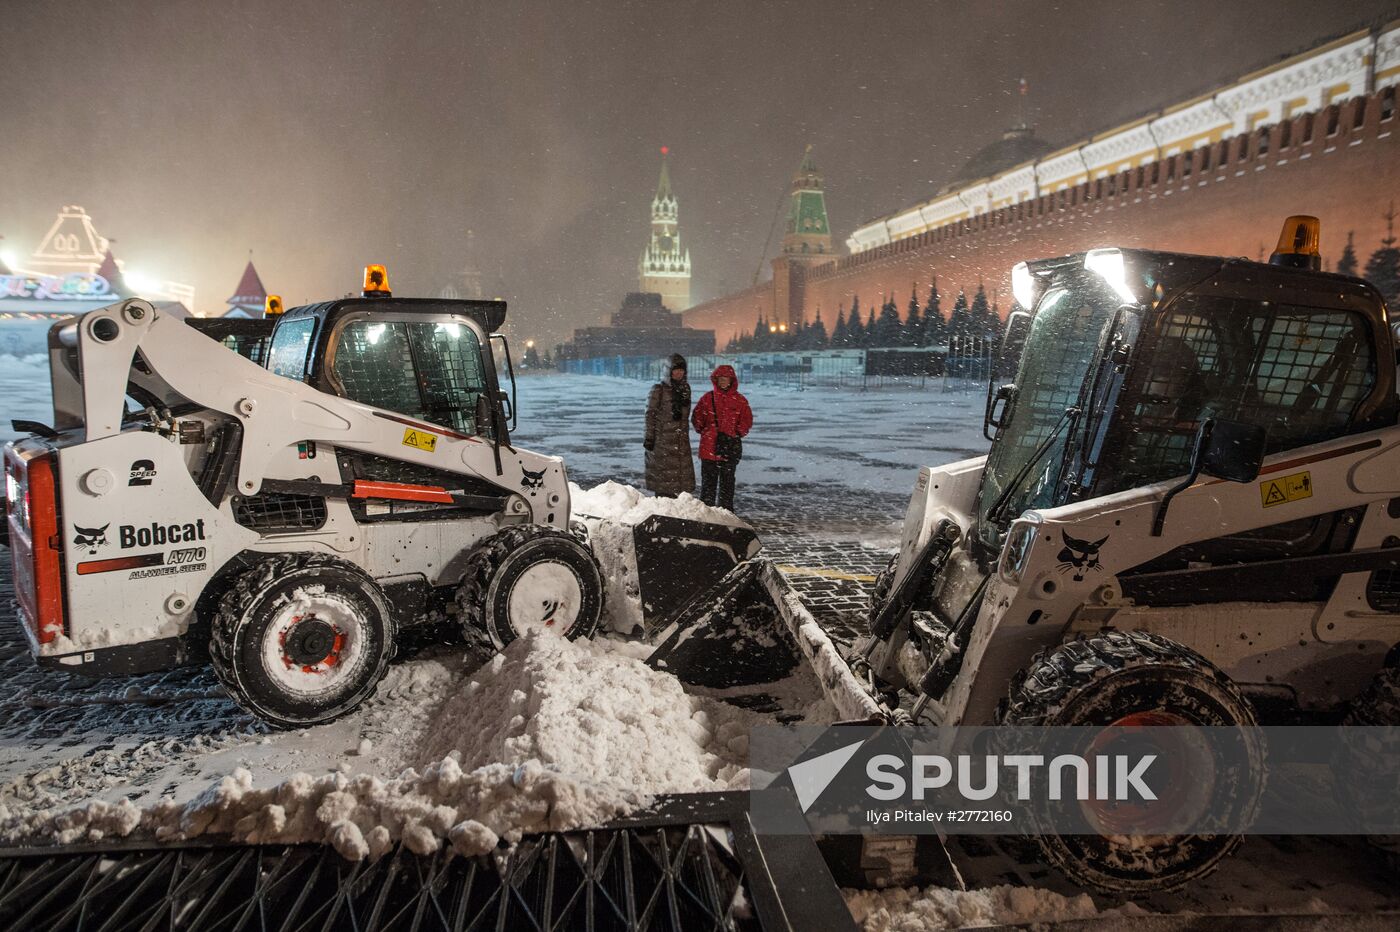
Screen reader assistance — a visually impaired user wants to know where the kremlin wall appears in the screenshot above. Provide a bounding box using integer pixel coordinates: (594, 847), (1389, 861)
(684, 22), (1400, 348)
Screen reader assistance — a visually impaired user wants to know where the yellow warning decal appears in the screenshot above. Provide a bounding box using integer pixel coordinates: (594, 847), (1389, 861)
(401, 428), (437, 452)
(1260, 471), (1312, 508)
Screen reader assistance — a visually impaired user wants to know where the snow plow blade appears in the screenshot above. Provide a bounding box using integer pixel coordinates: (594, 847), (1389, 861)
(647, 558), (885, 722)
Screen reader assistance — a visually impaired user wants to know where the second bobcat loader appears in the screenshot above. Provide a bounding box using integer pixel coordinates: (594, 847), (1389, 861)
(652, 216), (1400, 893)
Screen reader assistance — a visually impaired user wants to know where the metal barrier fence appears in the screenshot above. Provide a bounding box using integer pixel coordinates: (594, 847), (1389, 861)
(558, 345), (996, 392)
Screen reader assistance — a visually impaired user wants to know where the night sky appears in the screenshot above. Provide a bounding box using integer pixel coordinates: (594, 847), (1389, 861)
(5, 0), (1397, 346)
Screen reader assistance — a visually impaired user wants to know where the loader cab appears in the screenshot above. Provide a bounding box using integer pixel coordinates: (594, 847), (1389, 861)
(264, 294), (514, 443)
(975, 242), (1396, 564)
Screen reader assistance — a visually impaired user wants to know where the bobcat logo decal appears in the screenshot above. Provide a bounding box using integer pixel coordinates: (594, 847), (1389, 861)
(73, 523), (110, 555)
(1057, 531), (1108, 582)
(520, 467), (547, 495)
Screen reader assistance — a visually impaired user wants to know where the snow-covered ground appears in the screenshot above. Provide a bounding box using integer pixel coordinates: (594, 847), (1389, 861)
(0, 353), (54, 445)
(2, 633), (772, 860)
(507, 371), (989, 494)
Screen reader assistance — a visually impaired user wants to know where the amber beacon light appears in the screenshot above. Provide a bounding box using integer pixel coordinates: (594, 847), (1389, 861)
(263, 294), (284, 317)
(1269, 215), (1321, 271)
(362, 264), (392, 297)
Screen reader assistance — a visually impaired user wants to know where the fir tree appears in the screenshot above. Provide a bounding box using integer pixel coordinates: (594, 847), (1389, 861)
(970, 283), (993, 338)
(832, 307), (848, 347)
(864, 307), (877, 348)
(1338, 231), (1359, 278)
(905, 286), (923, 346)
(846, 297), (864, 346)
(947, 290), (971, 342)
(923, 279), (946, 346)
(522, 343), (541, 369)
(809, 308), (828, 348)
(874, 296), (901, 347)
(541, 349), (553, 369)
(1364, 205), (1400, 308)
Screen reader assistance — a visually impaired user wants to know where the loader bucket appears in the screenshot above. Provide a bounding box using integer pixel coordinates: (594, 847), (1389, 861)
(633, 515), (761, 630)
(647, 558), (885, 723)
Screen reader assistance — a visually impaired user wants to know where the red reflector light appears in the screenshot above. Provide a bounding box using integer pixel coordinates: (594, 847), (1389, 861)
(7, 452), (65, 645)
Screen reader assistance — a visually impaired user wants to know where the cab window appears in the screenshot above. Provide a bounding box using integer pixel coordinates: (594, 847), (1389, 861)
(266, 317), (316, 381)
(1106, 297), (1375, 492)
(331, 319), (492, 436)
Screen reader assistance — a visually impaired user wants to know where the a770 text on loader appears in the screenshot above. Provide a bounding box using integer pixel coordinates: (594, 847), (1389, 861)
(2, 265), (756, 729)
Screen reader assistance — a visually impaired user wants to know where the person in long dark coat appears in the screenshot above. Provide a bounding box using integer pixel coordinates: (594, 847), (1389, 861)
(644, 354), (696, 497)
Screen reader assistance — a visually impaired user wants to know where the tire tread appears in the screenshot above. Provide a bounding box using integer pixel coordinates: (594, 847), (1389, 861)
(209, 551), (395, 726)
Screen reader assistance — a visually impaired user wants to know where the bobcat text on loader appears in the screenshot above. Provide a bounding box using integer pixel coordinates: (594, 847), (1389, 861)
(2, 266), (755, 729)
(854, 216), (1400, 891)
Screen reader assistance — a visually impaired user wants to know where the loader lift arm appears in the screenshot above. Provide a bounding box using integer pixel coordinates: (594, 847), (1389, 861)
(54, 299), (540, 513)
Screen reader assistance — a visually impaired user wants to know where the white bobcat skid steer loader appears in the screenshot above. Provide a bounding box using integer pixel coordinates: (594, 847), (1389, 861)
(856, 217), (1400, 892)
(3, 268), (755, 728)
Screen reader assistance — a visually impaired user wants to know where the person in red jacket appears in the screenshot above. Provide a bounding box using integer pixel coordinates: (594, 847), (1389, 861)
(691, 364), (753, 511)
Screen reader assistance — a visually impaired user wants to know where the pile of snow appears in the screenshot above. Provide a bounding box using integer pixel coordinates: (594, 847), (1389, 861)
(571, 480), (746, 528)
(417, 631), (751, 792)
(844, 884), (1148, 932)
(570, 481), (751, 633)
(1, 633), (755, 861)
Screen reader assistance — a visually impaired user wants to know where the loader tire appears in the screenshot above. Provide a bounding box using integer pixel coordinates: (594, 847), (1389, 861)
(998, 629), (1264, 895)
(210, 553), (396, 729)
(1334, 666), (1400, 844)
(457, 525), (604, 651)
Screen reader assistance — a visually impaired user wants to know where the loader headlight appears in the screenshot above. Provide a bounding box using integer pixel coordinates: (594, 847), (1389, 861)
(1083, 249), (1139, 305)
(1000, 517), (1040, 585)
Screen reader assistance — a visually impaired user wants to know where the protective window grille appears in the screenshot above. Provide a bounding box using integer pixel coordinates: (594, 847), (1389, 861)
(266, 317), (315, 381)
(983, 290), (1118, 526)
(1112, 302), (1374, 491)
(334, 321), (490, 437)
(232, 492), (327, 532)
(220, 334), (270, 366)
